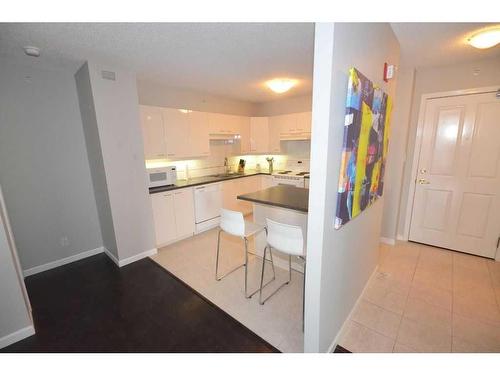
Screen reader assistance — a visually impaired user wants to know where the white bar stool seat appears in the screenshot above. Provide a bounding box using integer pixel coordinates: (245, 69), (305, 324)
(215, 208), (275, 298)
(259, 218), (307, 326)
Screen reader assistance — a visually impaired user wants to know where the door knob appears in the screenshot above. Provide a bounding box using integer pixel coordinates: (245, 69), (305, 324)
(418, 179), (430, 185)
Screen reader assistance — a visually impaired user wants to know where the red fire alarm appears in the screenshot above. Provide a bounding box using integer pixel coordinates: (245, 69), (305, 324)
(383, 63), (395, 82)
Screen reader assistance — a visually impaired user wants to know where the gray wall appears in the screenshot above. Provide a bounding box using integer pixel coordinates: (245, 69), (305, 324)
(76, 62), (156, 262)
(0, 57), (103, 270)
(305, 23), (399, 352)
(75, 63), (118, 257)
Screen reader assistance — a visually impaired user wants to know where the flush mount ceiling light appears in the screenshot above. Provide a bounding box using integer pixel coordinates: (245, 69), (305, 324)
(265, 78), (298, 94)
(23, 46), (40, 57)
(467, 27), (500, 49)
(178, 109), (192, 114)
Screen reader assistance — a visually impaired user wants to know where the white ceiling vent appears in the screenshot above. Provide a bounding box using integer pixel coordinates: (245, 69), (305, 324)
(101, 70), (116, 81)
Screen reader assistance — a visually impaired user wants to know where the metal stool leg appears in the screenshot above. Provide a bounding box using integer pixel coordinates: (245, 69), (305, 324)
(259, 248), (292, 305)
(215, 229), (245, 281)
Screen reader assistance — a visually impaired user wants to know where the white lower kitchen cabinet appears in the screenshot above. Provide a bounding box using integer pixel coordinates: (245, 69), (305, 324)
(222, 175), (262, 215)
(150, 187), (195, 247)
(172, 188), (196, 238)
(151, 191), (177, 246)
(261, 175), (274, 189)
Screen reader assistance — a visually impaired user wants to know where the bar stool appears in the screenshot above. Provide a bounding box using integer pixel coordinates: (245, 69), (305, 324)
(215, 208), (276, 298)
(258, 218), (306, 326)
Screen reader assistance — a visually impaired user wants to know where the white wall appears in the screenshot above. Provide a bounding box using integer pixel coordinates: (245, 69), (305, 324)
(0, 186), (34, 348)
(305, 23), (399, 352)
(384, 57), (500, 240)
(137, 80), (257, 116)
(0, 57), (103, 271)
(253, 94), (312, 116)
(380, 64), (415, 241)
(75, 62), (156, 263)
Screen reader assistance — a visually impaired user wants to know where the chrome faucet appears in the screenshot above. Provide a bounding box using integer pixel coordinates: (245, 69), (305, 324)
(224, 157), (230, 174)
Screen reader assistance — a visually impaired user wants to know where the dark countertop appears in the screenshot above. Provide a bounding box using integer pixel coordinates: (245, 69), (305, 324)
(149, 170), (272, 194)
(237, 185), (309, 213)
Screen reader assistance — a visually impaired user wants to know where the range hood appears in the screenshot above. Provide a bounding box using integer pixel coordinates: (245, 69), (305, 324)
(209, 132), (241, 141)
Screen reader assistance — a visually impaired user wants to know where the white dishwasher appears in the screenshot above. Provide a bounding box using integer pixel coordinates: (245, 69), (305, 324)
(194, 183), (222, 233)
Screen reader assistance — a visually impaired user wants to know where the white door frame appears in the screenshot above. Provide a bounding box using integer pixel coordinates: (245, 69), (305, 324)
(401, 86), (500, 256)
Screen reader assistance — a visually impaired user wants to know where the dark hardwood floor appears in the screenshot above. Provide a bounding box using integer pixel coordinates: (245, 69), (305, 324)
(1, 253), (278, 353)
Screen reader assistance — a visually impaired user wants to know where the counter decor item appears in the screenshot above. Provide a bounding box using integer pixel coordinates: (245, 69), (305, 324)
(266, 157), (274, 174)
(237, 159), (246, 173)
(335, 67), (392, 229)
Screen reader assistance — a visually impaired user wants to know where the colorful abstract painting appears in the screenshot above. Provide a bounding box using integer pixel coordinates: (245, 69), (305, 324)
(334, 68), (392, 229)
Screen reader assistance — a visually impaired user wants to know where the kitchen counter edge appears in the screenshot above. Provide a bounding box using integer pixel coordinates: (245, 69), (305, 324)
(149, 171), (272, 194)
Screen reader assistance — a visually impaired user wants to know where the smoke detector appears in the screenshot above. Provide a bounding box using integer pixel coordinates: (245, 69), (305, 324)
(23, 46), (40, 57)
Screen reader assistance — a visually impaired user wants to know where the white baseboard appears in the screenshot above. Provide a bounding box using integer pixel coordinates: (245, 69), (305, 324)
(327, 266), (379, 353)
(0, 325), (35, 349)
(380, 237), (396, 246)
(23, 247), (105, 277)
(103, 247), (158, 267)
(118, 248), (158, 267)
(103, 247), (120, 266)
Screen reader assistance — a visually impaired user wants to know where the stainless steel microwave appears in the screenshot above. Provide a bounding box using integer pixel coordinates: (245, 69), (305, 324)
(147, 166), (177, 188)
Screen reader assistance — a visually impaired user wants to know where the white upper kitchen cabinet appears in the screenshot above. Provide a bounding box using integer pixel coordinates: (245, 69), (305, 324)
(172, 188), (195, 238)
(140, 105), (167, 159)
(238, 116), (251, 154)
(162, 108), (191, 158)
(296, 111), (312, 135)
(268, 116), (282, 153)
(151, 192), (177, 246)
(249, 117), (269, 154)
(208, 113), (240, 134)
(188, 111), (210, 157)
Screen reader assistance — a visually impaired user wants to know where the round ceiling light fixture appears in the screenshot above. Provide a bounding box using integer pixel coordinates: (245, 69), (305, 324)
(467, 26), (500, 49)
(265, 78), (298, 94)
(23, 46), (41, 57)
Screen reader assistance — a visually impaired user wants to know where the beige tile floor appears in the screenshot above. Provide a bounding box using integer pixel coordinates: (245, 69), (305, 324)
(150, 227), (305, 353)
(339, 241), (500, 353)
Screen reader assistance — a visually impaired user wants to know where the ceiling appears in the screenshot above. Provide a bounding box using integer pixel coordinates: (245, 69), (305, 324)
(391, 23), (500, 67)
(1, 23), (498, 103)
(0, 23), (315, 103)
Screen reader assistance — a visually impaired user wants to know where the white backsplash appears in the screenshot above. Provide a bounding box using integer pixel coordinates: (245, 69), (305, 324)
(145, 139), (310, 180)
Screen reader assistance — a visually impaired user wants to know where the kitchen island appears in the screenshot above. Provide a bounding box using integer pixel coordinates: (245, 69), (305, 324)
(238, 185), (308, 272)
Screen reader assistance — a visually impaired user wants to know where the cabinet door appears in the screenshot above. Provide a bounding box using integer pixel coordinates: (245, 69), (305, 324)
(151, 192), (177, 246)
(250, 117), (269, 153)
(188, 111), (210, 157)
(296, 112), (312, 134)
(268, 116), (282, 153)
(163, 108), (190, 158)
(261, 175), (274, 189)
(278, 113), (298, 135)
(173, 188), (195, 238)
(140, 106), (167, 159)
(238, 116), (251, 154)
(222, 180), (238, 211)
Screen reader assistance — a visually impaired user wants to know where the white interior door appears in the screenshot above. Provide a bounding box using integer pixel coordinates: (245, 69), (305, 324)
(409, 91), (500, 258)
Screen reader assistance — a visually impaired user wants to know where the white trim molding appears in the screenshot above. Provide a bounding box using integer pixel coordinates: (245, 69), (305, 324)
(23, 247), (105, 277)
(103, 247), (158, 267)
(402, 85), (500, 241)
(0, 325), (35, 349)
(327, 266), (379, 353)
(380, 237), (396, 246)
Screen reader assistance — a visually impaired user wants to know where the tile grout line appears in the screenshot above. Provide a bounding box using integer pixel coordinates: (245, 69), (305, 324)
(392, 245), (422, 352)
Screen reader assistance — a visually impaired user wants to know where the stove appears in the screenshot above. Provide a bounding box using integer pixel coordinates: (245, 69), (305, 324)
(272, 170), (309, 187)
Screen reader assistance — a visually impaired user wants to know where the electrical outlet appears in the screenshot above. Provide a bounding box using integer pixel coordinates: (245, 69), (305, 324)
(59, 236), (69, 247)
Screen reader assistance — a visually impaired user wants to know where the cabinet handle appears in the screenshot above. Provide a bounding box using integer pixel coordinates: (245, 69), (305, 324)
(167, 153), (175, 156)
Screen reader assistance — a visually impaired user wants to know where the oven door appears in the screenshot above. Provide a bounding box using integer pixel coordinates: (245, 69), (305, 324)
(272, 176), (304, 188)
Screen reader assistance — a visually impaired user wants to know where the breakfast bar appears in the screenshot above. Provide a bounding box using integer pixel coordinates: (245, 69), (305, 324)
(238, 185), (309, 272)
